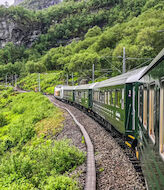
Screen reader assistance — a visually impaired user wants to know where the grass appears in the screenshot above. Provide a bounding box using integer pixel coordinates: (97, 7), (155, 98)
(0, 87), (85, 189)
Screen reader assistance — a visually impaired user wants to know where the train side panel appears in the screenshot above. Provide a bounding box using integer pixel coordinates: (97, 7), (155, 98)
(63, 90), (74, 102)
(92, 85), (126, 134)
(75, 89), (90, 109)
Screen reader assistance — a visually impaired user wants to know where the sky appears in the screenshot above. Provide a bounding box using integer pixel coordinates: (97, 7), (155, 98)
(0, 0), (14, 5)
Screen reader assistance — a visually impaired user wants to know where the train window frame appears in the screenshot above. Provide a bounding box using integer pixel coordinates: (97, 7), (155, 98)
(105, 91), (108, 104)
(121, 88), (124, 109)
(111, 91), (114, 106)
(115, 89), (121, 108)
(143, 86), (148, 130)
(160, 82), (164, 160)
(149, 84), (155, 144)
(108, 91), (110, 105)
(99, 91), (105, 104)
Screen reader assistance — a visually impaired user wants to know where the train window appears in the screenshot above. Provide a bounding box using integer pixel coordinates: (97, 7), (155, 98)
(121, 89), (124, 109)
(97, 91), (99, 102)
(111, 91), (113, 105)
(111, 91), (115, 105)
(97, 91), (100, 102)
(100, 91), (105, 103)
(149, 85), (155, 144)
(108, 91), (111, 105)
(143, 87), (148, 129)
(116, 89), (121, 108)
(105, 91), (108, 104)
(160, 82), (164, 158)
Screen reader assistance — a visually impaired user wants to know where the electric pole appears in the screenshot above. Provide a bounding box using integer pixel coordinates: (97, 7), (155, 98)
(66, 74), (68, 85)
(123, 47), (126, 73)
(92, 64), (95, 83)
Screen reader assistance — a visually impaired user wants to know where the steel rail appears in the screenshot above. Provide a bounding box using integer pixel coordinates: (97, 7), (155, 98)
(47, 96), (96, 190)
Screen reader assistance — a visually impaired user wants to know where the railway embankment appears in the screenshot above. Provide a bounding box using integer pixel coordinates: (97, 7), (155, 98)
(49, 96), (146, 190)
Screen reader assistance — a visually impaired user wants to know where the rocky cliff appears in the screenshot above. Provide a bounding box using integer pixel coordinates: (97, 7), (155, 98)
(0, 14), (41, 48)
(14, 0), (24, 6)
(14, 0), (62, 10)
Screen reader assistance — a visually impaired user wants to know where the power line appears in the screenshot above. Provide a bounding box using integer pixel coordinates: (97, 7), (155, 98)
(131, 59), (152, 70)
(102, 56), (122, 73)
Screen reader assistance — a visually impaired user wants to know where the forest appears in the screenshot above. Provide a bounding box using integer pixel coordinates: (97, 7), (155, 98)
(0, 0), (164, 88)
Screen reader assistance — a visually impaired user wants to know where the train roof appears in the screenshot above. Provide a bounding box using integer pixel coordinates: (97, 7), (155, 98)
(62, 85), (77, 90)
(61, 83), (98, 90)
(75, 83), (97, 90)
(93, 67), (147, 89)
(139, 48), (164, 79)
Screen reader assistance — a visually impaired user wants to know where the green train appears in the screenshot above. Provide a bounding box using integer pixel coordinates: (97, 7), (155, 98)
(54, 48), (164, 189)
(138, 48), (164, 189)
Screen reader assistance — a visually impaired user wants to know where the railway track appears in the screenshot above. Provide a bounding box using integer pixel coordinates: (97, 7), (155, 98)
(47, 95), (96, 190)
(48, 96), (146, 189)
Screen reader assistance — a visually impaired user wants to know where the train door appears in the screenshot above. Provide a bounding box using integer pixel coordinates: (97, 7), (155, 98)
(88, 89), (92, 108)
(125, 83), (133, 132)
(156, 87), (160, 148)
(132, 86), (135, 131)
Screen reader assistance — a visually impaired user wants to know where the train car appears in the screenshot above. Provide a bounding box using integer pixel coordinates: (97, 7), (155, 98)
(74, 83), (97, 109)
(92, 67), (147, 147)
(138, 48), (164, 189)
(62, 85), (76, 103)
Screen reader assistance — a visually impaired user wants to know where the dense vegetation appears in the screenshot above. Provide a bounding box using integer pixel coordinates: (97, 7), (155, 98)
(0, 86), (85, 189)
(0, 0), (164, 84)
(18, 71), (63, 94)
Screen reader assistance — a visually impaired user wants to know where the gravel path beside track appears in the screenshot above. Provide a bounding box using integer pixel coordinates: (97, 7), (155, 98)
(49, 96), (146, 190)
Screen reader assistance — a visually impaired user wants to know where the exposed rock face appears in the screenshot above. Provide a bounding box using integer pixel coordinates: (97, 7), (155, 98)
(0, 16), (41, 48)
(14, 0), (24, 5)
(0, 0), (63, 48)
(14, 0), (62, 10)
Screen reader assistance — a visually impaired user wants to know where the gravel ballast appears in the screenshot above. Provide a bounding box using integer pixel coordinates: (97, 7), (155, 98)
(48, 96), (146, 190)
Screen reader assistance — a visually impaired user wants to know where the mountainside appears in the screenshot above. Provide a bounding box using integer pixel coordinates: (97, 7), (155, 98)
(0, 0), (164, 84)
(0, 0), (119, 48)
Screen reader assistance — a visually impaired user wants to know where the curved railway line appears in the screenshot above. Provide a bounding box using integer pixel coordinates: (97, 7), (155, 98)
(48, 95), (146, 189)
(48, 95), (96, 190)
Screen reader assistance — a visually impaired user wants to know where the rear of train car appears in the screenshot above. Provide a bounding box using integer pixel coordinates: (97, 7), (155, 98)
(138, 48), (164, 189)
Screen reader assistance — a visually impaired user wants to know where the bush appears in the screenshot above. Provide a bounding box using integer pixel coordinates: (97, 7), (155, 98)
(44, 176), (79, 190)
(0, 113), (8, 127)
(0, 139), (85, 189)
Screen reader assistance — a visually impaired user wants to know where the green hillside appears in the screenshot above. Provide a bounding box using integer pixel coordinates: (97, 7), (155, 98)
(0, 0), (164, 85)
